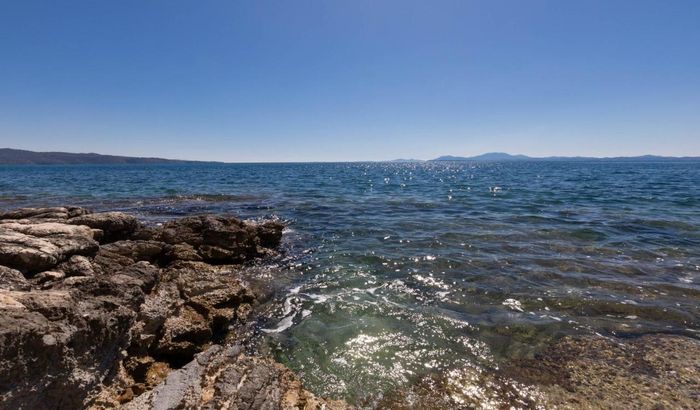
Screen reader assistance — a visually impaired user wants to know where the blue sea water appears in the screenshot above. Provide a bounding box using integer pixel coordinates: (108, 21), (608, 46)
(1, 161), (699, 403)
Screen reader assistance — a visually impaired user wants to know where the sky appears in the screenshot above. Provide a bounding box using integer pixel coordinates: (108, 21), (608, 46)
(1, 0), (699, 162)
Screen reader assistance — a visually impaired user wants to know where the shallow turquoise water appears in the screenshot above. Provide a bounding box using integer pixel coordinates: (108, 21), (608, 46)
(1, 161), (699, 403)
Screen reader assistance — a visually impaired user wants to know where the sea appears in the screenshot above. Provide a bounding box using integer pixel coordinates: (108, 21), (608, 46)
(1, 161), (699, 404)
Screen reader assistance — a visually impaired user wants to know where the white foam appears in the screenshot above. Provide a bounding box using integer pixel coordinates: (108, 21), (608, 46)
(502, 298), (524, 312)
(282, 297), (295, 315)
(304, 293), (329, 304)
(261, 312), (297, 334)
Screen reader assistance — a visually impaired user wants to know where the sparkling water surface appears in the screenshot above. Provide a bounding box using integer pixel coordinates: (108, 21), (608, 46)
(1, 161), (699, 403)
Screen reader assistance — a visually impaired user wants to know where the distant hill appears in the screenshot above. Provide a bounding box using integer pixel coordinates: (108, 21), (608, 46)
(429, 152), (700, 162)
(0, 148), (215, 165)
(432, 152), (529, 161)
(389, 158), (425, 163)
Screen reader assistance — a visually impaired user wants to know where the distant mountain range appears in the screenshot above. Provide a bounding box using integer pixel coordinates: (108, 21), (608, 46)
(425, 152), (700, 162)
(0, 148), (214, 165)
(1, 148), (698, 165)
(432, 152), (531, 161)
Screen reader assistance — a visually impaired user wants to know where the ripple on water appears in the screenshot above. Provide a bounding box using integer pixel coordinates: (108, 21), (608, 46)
(2, 161), (699, 407)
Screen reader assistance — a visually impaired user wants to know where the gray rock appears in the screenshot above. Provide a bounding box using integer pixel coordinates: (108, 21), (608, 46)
(123, 345), (350, 410)
(0, 265), (30, 290)
(135, 215), (284, 264)
(68, 212), (140, 242)
(165, 243), (202, 262)
(0, 221), (96, 238)
(128, 261), (255, 367)
(58, 255), (95, 277)
(0, 284), (138, 409)
(100, 240), (167, 263)
(0, 223), (99, 274)
(0, 207), (90, 221)
(34, 270), (66, 284)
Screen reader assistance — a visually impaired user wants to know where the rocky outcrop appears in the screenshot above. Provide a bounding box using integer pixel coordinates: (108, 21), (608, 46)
(68, 212), (140, 243)
(0, 206), (90, 221)
(116, 261), (258, 395)
(0, 220), (99, 274)
(0, 267), (151, 409)
(132, 215), (284, 263)
(0, 207), (339, 410)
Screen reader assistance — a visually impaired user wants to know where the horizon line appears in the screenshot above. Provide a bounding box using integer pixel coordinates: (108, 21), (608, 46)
(3, 147), (700, 164)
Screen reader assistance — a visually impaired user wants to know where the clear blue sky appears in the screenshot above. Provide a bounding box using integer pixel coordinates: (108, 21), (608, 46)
(1, 0), (699, 161)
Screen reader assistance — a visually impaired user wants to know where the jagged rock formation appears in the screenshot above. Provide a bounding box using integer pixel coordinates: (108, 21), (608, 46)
(0, 207), (345, 409)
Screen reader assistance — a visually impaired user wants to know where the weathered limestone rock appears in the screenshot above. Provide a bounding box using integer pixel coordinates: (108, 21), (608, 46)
(0, 207), (333, 410)
(58, 255), (95, 277)
(165, 243), (202, 262)
(34, 270), (66, 284)
(0, 281), (140, 409)
(0, 265), (30, 290)
(122, 345), (350, 410)
(0, 206), (90, 221)
(0, 222), (99, 274)
(68, 212), (140, 242)
(100, 240), (168, 263)
(120, 261), (257, 396)
(133, 215), (284, 264)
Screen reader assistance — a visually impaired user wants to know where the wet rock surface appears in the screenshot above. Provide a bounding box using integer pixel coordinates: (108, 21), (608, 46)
(0, 207), (342, 409)
(507, 333), (700, 409)
(381, 333), (700, 409)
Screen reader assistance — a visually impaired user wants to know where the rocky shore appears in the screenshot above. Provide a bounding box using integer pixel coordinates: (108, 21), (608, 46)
(1, 206), (698, 409)
(0, 207), (348, 409)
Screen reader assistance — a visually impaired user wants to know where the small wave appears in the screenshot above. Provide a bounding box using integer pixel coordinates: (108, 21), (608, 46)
(167, 193), (265, 202)
(502, 298), (524, 312)
(261, 312), (297, 334)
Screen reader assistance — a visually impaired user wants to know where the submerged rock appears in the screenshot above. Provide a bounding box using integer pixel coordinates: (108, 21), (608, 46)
(381, 333), (700, 409)
(0, 207), (326, 410)
(506, 333), (700, 409)
(377, 363), (545, 409)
